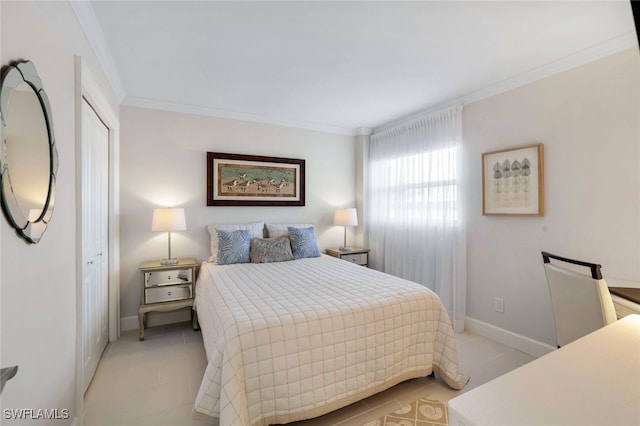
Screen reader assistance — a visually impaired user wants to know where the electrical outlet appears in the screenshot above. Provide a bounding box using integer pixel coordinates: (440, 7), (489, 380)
(494, 297), (504, 313)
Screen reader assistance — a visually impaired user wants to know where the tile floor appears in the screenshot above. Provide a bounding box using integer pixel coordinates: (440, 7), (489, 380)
(83, 322), (536, 426)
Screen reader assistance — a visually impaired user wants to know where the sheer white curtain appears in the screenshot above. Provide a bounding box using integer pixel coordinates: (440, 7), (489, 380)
(365, 106), (466, 331)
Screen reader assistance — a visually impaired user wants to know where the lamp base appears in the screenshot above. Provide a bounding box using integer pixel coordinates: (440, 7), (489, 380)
(160, 258), (179, 265)
(338, 246), (353, 252)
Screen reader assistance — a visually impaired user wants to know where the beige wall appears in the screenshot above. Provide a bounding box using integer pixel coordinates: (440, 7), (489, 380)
(1, 2), (78, 423)
(1, 2), (119, 424)
(118, 106), (357, 326)
(463, 48), (640, 346)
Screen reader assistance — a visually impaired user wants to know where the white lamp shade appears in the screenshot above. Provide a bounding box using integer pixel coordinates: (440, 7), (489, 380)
(334, 208), (358, 227)
(152, 208), (186, 232)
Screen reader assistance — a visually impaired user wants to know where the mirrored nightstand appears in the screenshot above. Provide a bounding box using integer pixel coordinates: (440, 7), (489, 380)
(138, 258), (198, 340)
(325, 247), (370, 267)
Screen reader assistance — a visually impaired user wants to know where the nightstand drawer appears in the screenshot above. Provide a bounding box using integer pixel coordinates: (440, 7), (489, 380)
(145, 284), (192, 304)
(341, 253), (367, 265)
(144, 268), (193, 288)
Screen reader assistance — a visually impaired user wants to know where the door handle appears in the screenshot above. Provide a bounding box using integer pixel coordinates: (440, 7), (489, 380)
(1, 365), (18, 394)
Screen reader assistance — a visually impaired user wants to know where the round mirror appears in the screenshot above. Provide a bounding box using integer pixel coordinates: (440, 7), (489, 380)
(0, 60), (58, 244)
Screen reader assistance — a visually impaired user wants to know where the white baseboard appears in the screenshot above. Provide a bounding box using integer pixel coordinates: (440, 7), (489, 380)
(120, 316), (137, 331)
(465, 317), (556, 358)
(120, 309), (191, 332)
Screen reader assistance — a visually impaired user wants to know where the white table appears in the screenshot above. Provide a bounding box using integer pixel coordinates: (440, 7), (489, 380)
(448, 314), (640, 426)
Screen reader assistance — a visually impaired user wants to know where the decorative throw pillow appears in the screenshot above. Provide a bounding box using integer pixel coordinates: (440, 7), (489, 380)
(287, 226), (321, 259)
(250, 236), (294, 263)
(265, 223), (314, 239)
(207, 222), (264, 262)
(216, 229), (251, 265)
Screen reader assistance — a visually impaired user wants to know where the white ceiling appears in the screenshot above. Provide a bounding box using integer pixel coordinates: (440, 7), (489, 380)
(78, 1), (637, 135)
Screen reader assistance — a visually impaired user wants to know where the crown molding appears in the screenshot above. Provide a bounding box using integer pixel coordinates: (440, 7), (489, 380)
(68, 0), (637, 138)
(453, 31), (638, 107)
(373, 32), (638, 135)
(355, 127), (373, 136)
(69, 0), (126, 103)
(123, 96), (358, 136)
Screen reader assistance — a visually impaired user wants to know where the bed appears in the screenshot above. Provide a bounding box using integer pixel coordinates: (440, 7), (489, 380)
(193, 253), (468, 425)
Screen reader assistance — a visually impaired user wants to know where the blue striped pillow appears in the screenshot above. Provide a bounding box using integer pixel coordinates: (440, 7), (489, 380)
(216, 229), (251, 265)
(287, 226), (321, 259)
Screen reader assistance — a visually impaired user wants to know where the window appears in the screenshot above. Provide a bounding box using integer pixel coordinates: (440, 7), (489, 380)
(369, 146), (458, 227)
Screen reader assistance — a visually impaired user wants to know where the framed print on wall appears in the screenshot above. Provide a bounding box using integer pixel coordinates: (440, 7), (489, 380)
(482, 143), (544, 216)
(207, 152), (305, 206)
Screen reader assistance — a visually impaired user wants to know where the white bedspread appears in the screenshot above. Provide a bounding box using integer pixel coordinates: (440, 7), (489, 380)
(194, 255), (468, 426)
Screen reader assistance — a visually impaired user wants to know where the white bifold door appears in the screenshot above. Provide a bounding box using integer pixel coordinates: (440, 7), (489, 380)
(81, 98), (109, 393)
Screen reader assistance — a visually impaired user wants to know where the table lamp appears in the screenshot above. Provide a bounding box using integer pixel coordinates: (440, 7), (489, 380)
(152, 207), (186, 265)
(334, 208), (358, 251)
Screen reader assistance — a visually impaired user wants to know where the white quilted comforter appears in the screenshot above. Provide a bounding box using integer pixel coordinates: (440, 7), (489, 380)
(193, 255), (468, 425)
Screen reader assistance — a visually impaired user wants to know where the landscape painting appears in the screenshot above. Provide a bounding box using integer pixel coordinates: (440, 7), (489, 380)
(207, 152), (305, 206)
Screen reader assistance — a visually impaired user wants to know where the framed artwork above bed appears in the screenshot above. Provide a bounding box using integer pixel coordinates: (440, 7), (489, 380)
(207, 152), (305, 206)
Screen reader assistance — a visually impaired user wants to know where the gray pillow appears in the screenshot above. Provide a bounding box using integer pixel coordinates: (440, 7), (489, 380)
(250, 236), (294, 263)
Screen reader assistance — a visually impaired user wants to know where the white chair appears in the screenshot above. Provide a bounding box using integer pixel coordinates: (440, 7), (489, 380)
(541, 251), (617, 347)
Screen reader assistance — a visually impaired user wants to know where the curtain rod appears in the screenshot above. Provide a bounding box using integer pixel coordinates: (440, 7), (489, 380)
(372, 104), (462, 137)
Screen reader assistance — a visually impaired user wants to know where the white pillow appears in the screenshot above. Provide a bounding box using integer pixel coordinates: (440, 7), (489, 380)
(207, 222), (264, 262)
(265, 223), (315, 239)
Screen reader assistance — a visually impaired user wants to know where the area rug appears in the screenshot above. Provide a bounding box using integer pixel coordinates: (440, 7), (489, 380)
(363, 397), (447, 426)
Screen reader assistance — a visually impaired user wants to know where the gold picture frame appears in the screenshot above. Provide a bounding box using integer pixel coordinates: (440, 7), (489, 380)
(207, 152), (305, 206)
(482, 143), (544, 216)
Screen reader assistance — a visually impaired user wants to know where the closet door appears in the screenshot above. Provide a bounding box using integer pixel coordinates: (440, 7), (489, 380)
(81, 98), (109, 393)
